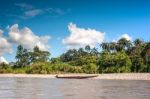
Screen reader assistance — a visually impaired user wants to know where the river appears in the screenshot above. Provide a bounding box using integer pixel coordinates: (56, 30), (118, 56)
(0, 77), (149, 99)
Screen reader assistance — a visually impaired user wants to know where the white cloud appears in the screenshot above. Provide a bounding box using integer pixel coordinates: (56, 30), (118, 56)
(25, 9), (43, 17)
(120, 33), (132, 41)
(11, 3), (71, 19)
(14, 3), (43, 19)
(0, 56), (8, 64)
(9, 24), (51, 51)
(112, 33), (132, 42)
(63, 23), (105, 48)
(46, 8), (71, 16)
(0, 24), (51, 63)
(0, 29), (12, 55)
(14, 3), (34, 10)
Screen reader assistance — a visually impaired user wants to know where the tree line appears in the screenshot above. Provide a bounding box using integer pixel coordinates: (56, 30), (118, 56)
(0, 38), (149, 74)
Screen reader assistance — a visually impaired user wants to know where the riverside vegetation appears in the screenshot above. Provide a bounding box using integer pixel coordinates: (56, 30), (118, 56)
(0, 38), (150, 74)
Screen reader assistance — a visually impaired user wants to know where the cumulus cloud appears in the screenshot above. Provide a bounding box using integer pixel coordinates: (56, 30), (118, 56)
(119, 33), (132, 41)
(0, 29), (12, 55)
(9, 24), (51, 51)
(112, 33), (132, 42)
(63, 23), (105, 48)
(0, 56), (8, 64)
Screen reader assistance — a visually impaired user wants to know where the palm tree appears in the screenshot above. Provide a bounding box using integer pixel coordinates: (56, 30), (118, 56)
(90, 47), (99, 56)
(110, 42), (117, 52)
(117, 38), (132, 51)
(16, 45), (24, 63)
(85, 45), (91, 53)
(100, 42), (110, 51)
(128, 39), (145, 72)
(15, 45), (30, 68)
(134, 38), (143, 47)
(78, 48), (86, 56)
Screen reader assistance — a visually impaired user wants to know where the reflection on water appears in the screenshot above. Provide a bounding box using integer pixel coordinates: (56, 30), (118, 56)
(0, 77), (150, 99)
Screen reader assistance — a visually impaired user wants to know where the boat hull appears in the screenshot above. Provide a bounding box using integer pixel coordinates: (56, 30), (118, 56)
(56, 74), (98, 79)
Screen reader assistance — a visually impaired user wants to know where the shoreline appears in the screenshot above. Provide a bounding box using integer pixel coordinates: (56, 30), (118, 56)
(93, 73), (150, 80)
(0, 73), (150, 80)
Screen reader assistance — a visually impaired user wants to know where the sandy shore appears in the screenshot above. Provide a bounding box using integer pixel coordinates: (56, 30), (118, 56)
(0, 73), (150, 80)
(0, 74), (56, 78)
(93, 73), (150, 80)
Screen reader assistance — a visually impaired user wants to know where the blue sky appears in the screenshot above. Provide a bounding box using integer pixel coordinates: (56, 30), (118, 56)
(0, 0), (150, 62)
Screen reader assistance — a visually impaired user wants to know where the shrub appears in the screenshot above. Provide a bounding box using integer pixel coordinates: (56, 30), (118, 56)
(82, 63), (97, 74)
(0, 63), (13, 73)
(27, 62), (52, 74)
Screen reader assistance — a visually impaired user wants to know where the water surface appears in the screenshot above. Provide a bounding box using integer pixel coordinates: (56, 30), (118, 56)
(0, 77), (149, 99)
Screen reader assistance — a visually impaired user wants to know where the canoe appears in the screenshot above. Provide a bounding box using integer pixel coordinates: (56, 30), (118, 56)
(56, 74), (98, 79)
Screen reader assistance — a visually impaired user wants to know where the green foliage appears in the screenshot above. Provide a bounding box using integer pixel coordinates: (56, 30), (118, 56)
(14, 45), (50, 68)
(82, 63), (97, 74)
(141, 42), (150, 72)
(98, 51), (131, 73)
(50, 63), (83, 73)
(15, 45), (30, 68)
(128, 39), (146, 72)
(0, 38), (149, 74)
(13, 68), (26, 74)
(0, 63), (13, 73)
(60, 46), (99, 66)
(27, 62), (52, 74)
(30, 46), (50, 63)
(50, 58), (61, 64)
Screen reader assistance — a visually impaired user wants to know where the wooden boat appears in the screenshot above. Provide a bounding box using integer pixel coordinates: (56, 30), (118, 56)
(56, 74), (99, 79)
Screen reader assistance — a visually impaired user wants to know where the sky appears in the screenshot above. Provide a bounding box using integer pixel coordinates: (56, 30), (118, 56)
(0, 0), (150, 63)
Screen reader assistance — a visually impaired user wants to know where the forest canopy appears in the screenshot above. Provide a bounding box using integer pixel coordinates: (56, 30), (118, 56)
(0, 38), (150, 74)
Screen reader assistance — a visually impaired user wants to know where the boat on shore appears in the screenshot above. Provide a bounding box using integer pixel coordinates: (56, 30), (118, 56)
(56, 74), (99, 79)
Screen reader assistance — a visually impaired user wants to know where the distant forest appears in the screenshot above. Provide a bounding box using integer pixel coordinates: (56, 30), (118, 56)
(0, 38), (150, 74)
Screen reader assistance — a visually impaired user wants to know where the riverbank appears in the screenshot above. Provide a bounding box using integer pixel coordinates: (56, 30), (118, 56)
(94, 73), (150, 80)
(0, 73), (150, 80)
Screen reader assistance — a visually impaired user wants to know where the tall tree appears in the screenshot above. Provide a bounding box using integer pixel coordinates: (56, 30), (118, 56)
(90, 47), (99, 56)
(60, 49), (78, 62)
(30, 46), (50, 63)
(141, 42), (150, 72)
(78, 48), (86, 56)
(117, 38), (132, 51)
(98, 51), (131, 73)
(128, 39), (144, 72)
(85, 45), (91, 53)
(15, 45), (30, 68)
(109, 42), (117, 52)
(100, 42), (110, 51)
(134, 38), (143, 47)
